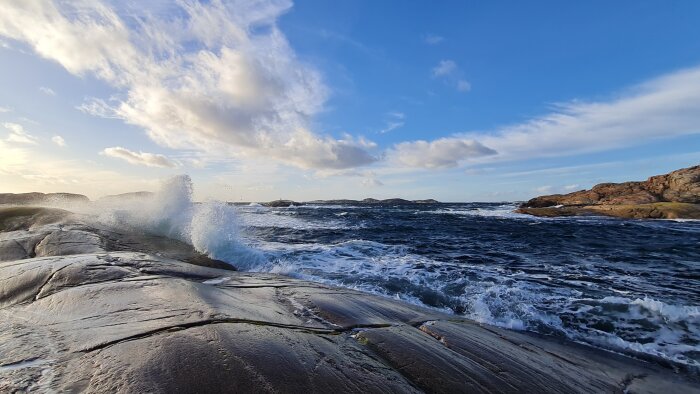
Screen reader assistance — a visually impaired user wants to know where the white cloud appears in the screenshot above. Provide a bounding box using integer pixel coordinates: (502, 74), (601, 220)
(0, 0), (376, 170)
(387, 111), (405, 119)
(76, 98), (122, 119)
(432, 60), (457, 77)
(3, 122), (37, 144)
(379, 111), (405, 134)
(39, 86), (56, 96)
(361, 178), (384, 187)
(101, 146), (178, 168)
(390, 137), (497, 169)
(52, 135), (66, 147)
(423, 34), (444, 45)
(0, 106), (11, 113)
(475, 66), (700, 161)
(457, 79), (471, 92)
(564, 184), (580, 191)
(431, 60), (470, 93)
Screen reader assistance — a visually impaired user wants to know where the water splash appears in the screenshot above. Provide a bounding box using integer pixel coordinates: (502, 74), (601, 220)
(93, 175), (264, 268)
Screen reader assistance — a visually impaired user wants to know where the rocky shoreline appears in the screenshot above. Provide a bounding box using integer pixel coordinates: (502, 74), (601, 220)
(1, 205), (699, 392)
(517, 165), (700, 219)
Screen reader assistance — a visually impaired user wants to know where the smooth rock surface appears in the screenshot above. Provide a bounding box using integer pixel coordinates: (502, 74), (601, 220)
(0, 207), (698, 393)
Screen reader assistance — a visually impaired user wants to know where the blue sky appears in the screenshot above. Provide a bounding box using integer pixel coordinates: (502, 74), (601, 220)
(0, 0), (699, 202)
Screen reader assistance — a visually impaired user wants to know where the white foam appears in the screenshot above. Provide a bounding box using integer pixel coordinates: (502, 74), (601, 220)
(235, 209), (352, 230)
(90, 175), (264, 269)
(425, 204), (534, 219)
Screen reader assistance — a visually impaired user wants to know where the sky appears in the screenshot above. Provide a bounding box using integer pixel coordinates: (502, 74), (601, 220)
(0, 0), (699, 202)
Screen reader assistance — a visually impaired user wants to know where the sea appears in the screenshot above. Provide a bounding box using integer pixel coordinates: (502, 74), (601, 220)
(95, 176), (700, 372)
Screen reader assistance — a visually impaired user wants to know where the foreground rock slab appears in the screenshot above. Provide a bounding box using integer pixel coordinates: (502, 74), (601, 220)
(0, 208), (698, 393)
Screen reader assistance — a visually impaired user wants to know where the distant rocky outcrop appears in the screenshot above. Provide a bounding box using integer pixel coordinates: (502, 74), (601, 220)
(97, 191), (155, 203)
(0, 192), (89, 206)
(263, 199), (299, 207)
(518, 165), (700, 219)
(1, 206), (698, 392)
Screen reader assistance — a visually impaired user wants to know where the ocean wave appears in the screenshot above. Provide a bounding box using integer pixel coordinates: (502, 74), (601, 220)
(237, 211), (352, 230)
(248, 234), (700, 369)
(424, 204), (534, 219)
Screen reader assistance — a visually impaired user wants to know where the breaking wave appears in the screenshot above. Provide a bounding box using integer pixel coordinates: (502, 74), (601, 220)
(92, 175), (264, 269)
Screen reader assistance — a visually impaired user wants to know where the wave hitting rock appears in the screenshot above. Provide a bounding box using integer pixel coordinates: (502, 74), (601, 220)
(0, 206), (699, 393)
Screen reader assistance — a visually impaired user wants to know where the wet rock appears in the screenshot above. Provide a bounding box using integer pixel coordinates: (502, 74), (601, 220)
(0, 207), (72, 232)
(34, 229), (105, 256)
(0, 206), (233, 270)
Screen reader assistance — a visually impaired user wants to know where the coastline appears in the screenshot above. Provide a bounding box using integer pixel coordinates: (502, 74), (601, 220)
(1, 205), (698, 392)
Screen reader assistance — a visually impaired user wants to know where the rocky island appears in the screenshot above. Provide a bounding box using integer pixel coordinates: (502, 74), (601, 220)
(517, 165), (700, 219)
(1, 197), (699, 392)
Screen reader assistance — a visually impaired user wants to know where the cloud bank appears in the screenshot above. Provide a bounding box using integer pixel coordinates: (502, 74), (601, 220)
(0, 0), (376, 170)
(478, 66), (700, 160)
(390, 138), (497, 169)
(394, 65), (700, 169)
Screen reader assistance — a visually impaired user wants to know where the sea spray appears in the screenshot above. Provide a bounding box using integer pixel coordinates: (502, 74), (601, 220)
(190, 200), (265, 269)
(93, 175), (264, 268)
(150, 175), (195, 241)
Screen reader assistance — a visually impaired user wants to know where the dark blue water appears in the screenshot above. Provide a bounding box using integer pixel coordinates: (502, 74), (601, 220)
(232, 202), (700, 369)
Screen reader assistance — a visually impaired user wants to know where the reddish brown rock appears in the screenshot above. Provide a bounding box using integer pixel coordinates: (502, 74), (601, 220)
(521, 165), (699, 208)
